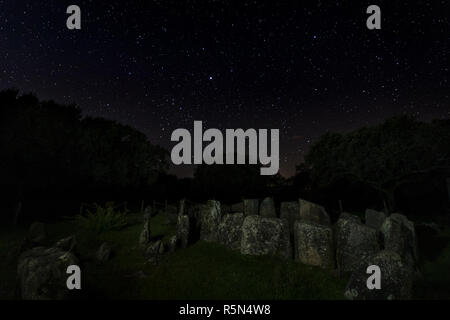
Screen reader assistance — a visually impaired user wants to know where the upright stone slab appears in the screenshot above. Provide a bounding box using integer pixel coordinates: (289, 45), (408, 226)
(380, 214), (418, 266)
(243, 199), (259, 216)
(294, 221), (334, 269)
(280, 201), (300, 235)
(259, 197), (276, 218)
(217, 213), (244, 250)
(344, 250), (414, 300)
(200, 200), (221, 242)
(338, 212), (361, 223)
(299, 199), (331, 226)
(177, 214), (190, 248)
(139, 212), (151, 247)
(335, 217), (380, 273)
(221, 204), (232, 215)
(365, 209), (386, 230)
(231, 202), (244, 213)
(240, 216), (290, 258)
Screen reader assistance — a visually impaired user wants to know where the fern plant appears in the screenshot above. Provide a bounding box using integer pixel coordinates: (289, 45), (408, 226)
(72, 202), (128, 234)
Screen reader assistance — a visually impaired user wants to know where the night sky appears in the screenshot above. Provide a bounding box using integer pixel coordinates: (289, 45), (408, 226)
(1, 0), (449, 177)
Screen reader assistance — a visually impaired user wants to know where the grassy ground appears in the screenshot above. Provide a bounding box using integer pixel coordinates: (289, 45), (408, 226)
(1, 212), (449, 299)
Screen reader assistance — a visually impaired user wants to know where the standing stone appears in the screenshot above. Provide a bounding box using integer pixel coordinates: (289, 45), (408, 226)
(380, 214), (418, 266)
(178, 199), (185, 216)
(240, 216), (290, 258)
(243, 199), (259, 216)
(299, 199), (331, 226)
(365, 209), (386, 230)
(177, 214), (190, 248)
(217, 213), (244, 250)
(294, 221), (334, 269)
(259, 197), (276, 218)
(221, 204), (232, 215)
(344, 250), (414, 300)
(231, 202), (244, 213)
(280, 201), (300, 235)
(145, 240), (164, 264)
(139, 213), (151, 247)
(339, 212), (361, 223)
(199, 200), (221, 242)
(17, 245), (79, 300)
(168, 235), (178, 252)
(96, 242), (112, 262)
(144, 205), (152, 217)
(335, 218), (380, 273)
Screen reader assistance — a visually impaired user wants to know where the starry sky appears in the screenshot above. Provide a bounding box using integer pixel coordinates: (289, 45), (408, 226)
(1, 0), (449, 177)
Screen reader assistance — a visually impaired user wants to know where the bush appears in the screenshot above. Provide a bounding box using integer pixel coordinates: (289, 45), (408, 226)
(71, 202), (128, 234)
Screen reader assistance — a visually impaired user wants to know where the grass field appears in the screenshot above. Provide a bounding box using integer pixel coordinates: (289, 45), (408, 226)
(1, 212), (449, 300)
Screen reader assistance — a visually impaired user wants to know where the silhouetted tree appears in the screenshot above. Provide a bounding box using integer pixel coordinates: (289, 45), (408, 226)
(0, 90), (168, 222)
(300, 116), (450, 213)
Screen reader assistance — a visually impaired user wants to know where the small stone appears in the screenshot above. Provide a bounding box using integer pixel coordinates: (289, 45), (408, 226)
(96, 242), (112, 262)
(54, 236), (77, 252)
(168, 235), (178, 252)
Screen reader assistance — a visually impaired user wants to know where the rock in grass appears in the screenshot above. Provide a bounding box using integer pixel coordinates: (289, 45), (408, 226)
(280, 201), (300, 235)
(365, 209), (386, 230)
(217, 213), (244, 250)
(55, 236), (77, 252)
(344, 250), (414, 300)
(199, 200), (221, 242)
(240, 215), (291, 258)
(259, 197), (276, 218)
(96, 242), (112, 262)
(294, 221), (334, 269)
(17, 246), (79, 300)
(168, 235), (178, 252)
(299, 199), (331, 226)
(335, 218), (380, 273)
(177, 215), (190, 248)
(380, 214), (418, 266)
(145, 240), (164, 264)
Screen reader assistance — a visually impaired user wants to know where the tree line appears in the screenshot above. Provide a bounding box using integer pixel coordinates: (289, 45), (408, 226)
(1, 90), (449, 223)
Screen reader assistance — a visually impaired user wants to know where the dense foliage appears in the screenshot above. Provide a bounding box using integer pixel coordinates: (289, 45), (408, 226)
(0, 90), (168, 221)
(299, 116), (450, 214)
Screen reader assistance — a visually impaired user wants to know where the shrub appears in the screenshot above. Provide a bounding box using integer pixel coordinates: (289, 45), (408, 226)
(71, 202), (128, 234)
